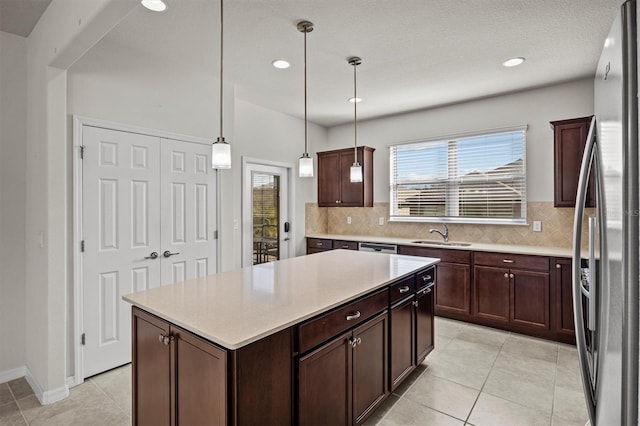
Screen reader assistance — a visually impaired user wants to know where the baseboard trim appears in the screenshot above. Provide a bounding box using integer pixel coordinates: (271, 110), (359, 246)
(24, 368), (69, 405)
(0, 366), (27, 384)
(0, 366), (70, 405)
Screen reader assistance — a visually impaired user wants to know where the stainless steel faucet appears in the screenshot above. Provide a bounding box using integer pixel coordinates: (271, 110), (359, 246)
(429, 224), (449, 242)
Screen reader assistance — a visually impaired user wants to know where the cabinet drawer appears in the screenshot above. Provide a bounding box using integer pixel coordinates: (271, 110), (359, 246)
(398, 246), (471, 264)
(389, 276), (415, 305)
(307, 238), (332, 251)
(474, 252), (549, 272)
(416, 267), (436, 290)
(298, 289), (389, 354)
(333, 240), (358, 250)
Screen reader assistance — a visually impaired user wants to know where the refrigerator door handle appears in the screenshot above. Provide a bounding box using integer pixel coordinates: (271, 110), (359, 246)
(572, 115), (598, 424)
(587, 215), (597, 332)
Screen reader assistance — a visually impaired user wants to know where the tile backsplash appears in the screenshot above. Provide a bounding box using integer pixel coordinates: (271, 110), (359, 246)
(306, 202), (591, 249)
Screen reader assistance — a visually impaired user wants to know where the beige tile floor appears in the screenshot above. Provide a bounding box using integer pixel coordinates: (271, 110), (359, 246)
(0, 317), (587, 426)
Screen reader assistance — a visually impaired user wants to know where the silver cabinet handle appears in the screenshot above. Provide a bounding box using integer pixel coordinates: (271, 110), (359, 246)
(163, 250), (180, 258)
(509, 273), (514, 278)
(422, 275), (432, 281)
(356, 337), (362, 346)
(399, 286), (410, 293)
(349, 337), (357, 348)
(504, 273), (509, 278)
(413, 300), (419, 307)
(317, 242), (323, 246)
(145, 252), (158, 259)
(346, 311), (361, 321)
(342, 245), (349, 249)
(158, 334), (174, 345)
(503, 259), (514, 264)
(556, 263), (562, 269)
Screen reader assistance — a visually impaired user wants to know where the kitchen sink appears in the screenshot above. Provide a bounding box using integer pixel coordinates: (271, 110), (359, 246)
(411, 241), (472, 247)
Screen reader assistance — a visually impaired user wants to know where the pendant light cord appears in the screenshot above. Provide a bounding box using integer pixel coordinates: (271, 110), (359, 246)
(219, 0), (224, 140)
(304, 27), (308, 156)
(353, 60), (358, 163)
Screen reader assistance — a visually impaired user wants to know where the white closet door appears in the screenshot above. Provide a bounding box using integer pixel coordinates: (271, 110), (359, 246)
(82, 126), (161, 378)
(160, 138), (217, 284)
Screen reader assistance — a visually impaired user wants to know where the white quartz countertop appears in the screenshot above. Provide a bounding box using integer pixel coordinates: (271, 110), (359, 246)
(123, 250), (439, 350)
(306, 233), (573, 258)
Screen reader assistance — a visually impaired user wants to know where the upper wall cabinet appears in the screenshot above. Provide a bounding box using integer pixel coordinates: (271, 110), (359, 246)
(317, 146), (374, 207)
(551, 116), (595, 208)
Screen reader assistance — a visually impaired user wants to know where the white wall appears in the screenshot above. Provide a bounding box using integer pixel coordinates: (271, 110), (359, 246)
(25, 0), (137, 401)
(327, 78), (595, 203)
(0, 31), (27, 374)
(234, 100), (324, 260)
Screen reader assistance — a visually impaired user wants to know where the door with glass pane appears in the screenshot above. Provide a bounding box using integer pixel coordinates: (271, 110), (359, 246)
(242, 161), (290, 266)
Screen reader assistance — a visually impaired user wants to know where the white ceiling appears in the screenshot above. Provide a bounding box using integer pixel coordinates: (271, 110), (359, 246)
(11, 0), (625, 127)
(0, 0), (51, 37)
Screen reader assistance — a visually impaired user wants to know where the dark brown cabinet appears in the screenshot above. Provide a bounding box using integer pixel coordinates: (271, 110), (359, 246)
(553, 257), (576, 343)
(317, 146), (374, 207)
(307, 237), (333, 254)
(132, 308), (227, 426)
(474, 252), (550, 331)
(388, 268), (435, 391)
(389, 296), (415, 390)
(551, 116), (595, 207)
(133, 307), (294, 426)
(298, 312), (389, 426)
(398, 246), (471, 320)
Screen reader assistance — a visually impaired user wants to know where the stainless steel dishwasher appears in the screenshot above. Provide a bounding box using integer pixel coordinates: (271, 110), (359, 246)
(358, 242), (398, 254)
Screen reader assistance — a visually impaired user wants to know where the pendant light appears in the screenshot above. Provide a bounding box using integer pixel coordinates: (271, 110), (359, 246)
(211, 0), (231, 169)
(297, 21), (314, 178)
(348, 56), (363, 183)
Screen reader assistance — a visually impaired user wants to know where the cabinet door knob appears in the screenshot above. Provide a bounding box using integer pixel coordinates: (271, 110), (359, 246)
(356, 337), (362, 346)
(399, 286), (410, 293)
(556, 263), (562, 269)
(413, 300), (419, 307)
(158, 333), (174, 345)
(504, 273), (509, 278)
(509, 273), (514, 278)
(349, 337), (357, 348)
(346, 311), (361, 321)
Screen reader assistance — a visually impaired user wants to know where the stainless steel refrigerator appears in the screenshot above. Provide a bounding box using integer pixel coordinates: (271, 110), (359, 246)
(572, 0), (639, 424)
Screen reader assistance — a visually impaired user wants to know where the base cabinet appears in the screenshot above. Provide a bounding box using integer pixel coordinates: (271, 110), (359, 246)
(473, 252), (550, 332)
(415, 283), (435, 362)
(133, 308), (227, 426)
(133, 307), (293, 426)
(389, 297), (415, 390)
(553, 257), (576, 343)
(298, 312), (389, 426)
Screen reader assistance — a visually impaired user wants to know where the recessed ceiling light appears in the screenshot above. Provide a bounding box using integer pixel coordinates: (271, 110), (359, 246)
(348, 97), (362, 103)
(141, 0), (167, 11)
(502, 57), (525, 67)
(272, 59), (290, 69)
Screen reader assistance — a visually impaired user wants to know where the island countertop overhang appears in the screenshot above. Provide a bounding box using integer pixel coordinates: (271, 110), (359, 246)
(123, 249), (439, 350)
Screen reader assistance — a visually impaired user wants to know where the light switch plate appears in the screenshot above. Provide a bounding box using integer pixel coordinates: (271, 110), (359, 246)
(347, 216), (352, 224)
(533, 220), (542, 232)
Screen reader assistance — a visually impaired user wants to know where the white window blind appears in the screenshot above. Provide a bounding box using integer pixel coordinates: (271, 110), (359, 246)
(390, 126), (527, 224)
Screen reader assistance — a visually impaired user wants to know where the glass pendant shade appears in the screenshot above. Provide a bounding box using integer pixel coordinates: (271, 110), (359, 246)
(141, 0), (167, 11)
(350, 163), (363, 182)
(211, 138), (231, 169)
(299, 155), (314, 177)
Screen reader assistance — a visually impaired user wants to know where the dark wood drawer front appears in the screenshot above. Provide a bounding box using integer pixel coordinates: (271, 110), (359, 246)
(398, 246), (471, 264)
(474, 252), (549, 271)
(333, 240), (358, 250)
(390, 276), (415, 305)
(416, 267), (436, 290)
(298, 289), (389, 354)
(307, 238), (332, 250)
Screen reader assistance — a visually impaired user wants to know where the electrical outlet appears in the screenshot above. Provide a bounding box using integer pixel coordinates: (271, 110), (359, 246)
(533, 220), (542, 232)
(347, 216), (352, 224)
(378, 217), (385, 226)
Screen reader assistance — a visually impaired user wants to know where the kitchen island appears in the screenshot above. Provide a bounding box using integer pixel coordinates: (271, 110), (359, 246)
(123, 249), (439, 426)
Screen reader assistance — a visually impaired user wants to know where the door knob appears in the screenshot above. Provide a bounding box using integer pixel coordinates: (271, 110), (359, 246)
(163, 250), (180, 258)
(145, 252), (159, 260)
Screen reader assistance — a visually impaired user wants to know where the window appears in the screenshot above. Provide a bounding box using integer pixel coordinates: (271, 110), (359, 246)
(390, 126), (527, 224)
